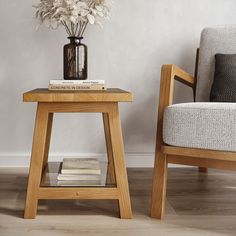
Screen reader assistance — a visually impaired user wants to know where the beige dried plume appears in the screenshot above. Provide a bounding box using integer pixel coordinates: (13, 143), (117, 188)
(34, 0), (111, 37)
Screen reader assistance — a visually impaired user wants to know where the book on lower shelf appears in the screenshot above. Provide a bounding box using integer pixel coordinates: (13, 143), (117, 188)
(61, 158), (101, 175)
(48, 80), (106, 91)
(57, 158), (102, 185)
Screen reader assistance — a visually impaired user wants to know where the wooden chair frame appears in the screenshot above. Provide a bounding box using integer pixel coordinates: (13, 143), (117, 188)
(150, 52), (236, 219)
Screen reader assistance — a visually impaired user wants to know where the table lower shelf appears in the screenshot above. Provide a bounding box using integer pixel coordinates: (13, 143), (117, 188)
(37, 186), (119, 200)
(41, 162), (116, 188)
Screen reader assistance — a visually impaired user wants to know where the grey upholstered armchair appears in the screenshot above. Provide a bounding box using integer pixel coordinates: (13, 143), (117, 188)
(150, 26), (236, 219)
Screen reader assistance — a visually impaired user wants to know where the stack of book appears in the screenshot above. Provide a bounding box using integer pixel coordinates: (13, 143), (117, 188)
(57, 158), (102, 186)
(48, 80), (106, 91)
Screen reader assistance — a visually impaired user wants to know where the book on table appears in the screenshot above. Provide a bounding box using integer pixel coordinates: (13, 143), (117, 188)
(50, 80), (105, 85)
(48, 80), (106, 91)
(57, 158), (102, 184)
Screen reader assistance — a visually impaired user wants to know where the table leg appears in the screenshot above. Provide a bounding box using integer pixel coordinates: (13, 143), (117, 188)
(42, 113), (54, 170)
(24, 103), (51, 219)
(107, 104), (132, 219)
(199, 167), (208, 173)
(102, 113), (116, 184)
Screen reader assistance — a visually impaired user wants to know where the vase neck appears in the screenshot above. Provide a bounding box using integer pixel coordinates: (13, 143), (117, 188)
(68, 36), (83, 44)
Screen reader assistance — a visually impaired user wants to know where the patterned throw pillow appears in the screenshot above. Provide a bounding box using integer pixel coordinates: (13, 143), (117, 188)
(210, 54), (236, 102)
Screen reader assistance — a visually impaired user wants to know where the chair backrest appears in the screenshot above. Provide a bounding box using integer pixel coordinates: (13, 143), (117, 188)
(196, 26), (236, 102)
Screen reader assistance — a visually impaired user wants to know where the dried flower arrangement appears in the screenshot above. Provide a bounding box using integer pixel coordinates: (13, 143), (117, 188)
(34, 0), (111, 37)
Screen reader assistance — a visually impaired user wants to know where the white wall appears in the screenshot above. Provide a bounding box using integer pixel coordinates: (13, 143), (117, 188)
(0, 0), (235, 167)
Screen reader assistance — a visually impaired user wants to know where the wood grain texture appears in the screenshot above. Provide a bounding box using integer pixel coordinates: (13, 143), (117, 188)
(42, 113), (53, 171)
(151, 62), (236, 219)
(23, 95), (133, 219)
(38, 187), (119, 199)
(24, 103), (51, 219)
(102, 113), (116, 184)
(170, 64), (195, 88)
(151, 65), (175, 219)
(43, 102), (112, 113)
(108, 104), (132, 219)
(150, 153), (168, 219)
(3, 167), (236, 235)
(199, 167), (208, 173)
(168, 155), (236, 171)
(162, 145), (236, 162)
(23, 88), (133, 102)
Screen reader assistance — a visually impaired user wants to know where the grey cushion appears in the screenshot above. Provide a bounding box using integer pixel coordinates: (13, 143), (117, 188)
(163, 103), (236, 152)
(210, 53), (236, 102)
(196, 26), (236, 102)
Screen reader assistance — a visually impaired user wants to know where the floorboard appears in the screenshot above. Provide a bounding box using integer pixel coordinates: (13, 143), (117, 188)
(1, 167), (236, 236)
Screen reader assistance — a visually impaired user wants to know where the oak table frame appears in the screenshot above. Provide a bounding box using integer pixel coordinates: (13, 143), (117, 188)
(23, 88), (133, 219)
(150, 50), (236, 219)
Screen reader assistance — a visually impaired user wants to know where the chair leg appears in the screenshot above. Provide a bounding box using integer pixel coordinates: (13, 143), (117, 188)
(150, 152), (168, 219)
(199, 167), (208, 173)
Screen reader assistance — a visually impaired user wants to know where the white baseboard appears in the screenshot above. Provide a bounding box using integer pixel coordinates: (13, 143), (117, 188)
(0, 152), (183, 168)
(0, 152), (155, 168)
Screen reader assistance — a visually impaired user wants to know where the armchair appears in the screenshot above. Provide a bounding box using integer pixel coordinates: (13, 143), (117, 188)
(150, 26), (236, 219)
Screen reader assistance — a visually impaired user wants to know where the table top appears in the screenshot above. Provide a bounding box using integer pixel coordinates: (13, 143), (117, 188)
(23, 88), (133, 102)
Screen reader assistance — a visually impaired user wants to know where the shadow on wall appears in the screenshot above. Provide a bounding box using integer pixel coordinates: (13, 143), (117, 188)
(120, 44), (196, 153)
(121, 94), (157, 154)
(173, 44), (198, 104)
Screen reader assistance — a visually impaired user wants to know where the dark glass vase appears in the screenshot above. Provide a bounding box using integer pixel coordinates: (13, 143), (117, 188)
(63, 37), (87, 80)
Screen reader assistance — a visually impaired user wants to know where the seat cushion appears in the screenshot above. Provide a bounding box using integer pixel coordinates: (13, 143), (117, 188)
(163, 103), (236, 152)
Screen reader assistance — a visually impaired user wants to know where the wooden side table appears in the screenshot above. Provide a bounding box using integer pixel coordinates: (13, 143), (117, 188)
(23, 88), (133, 219)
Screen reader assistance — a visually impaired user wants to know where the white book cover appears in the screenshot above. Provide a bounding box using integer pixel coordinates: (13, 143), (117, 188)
(61, 169), (101, 175)
(57, 174), (101, 181)
(61, 158), (101, 174)
(41, 162), (107, 187)
(48, 84), (107, 91)
(50, 80), (105, 85)
(62, 157), (100, 169)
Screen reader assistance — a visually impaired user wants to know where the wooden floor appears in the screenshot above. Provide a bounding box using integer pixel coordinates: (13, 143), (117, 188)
(1, 167), (236, 236)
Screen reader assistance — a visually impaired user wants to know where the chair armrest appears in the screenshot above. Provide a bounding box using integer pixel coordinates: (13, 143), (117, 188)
(168, 64), (195, 88)
(159, 64), (196, 107)
(155, 64), (196, 146)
